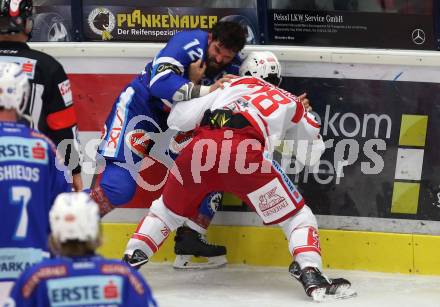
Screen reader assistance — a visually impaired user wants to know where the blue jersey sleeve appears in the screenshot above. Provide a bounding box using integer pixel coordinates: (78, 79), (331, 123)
(149, 30), (207, 103)
(125, 269), (157, 307)
(6, 264), (49, 307)
(7, 267), (29, 305)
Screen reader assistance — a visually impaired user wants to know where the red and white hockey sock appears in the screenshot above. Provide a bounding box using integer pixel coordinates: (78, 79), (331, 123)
(289, 226), (322, 270)
(125, 196), (184, 258)
(279, 205), (323, 270)
(126, 212), (171, 258)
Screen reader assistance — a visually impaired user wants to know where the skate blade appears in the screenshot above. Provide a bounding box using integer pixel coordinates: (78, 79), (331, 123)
(127, 258), (149, 269)
(173, 255), (227, 270)
(311, 285), (357, 303)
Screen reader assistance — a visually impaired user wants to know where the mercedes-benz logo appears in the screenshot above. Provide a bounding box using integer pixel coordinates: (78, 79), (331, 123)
(411, 29), (426, 45)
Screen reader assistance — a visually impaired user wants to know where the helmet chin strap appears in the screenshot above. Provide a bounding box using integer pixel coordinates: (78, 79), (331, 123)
(263, 74), (282, 87)
(277, 76), (283, 87)
(24, 18), (33, 39)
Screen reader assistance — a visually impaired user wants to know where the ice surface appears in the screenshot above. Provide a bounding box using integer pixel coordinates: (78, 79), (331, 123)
(141, 263), (440, 307)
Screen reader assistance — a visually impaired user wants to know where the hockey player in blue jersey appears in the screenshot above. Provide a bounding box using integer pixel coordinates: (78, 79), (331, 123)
(0, 63), (71, 303)
(5, 192), (157, 307)
(90, 21), (247, 269)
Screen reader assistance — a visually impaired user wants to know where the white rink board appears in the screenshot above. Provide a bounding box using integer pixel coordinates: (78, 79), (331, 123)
(142, 263), (440, 307)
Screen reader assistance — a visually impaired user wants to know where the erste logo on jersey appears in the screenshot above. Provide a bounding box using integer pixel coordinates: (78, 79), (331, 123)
(101, 264), (145, 295)
(47, 275), (123, 306)
(32, 142), (46, 160)
(0, 137), (48, 164)
(58, 80), (73, 107)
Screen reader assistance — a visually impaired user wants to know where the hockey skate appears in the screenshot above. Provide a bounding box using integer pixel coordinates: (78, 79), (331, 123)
(122, 249), (149, 270)
(289, 261), (357, 302)
(173, 226), (227, 270)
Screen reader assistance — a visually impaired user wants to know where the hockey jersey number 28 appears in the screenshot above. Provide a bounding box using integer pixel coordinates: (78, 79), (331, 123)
(167, 76), (325, 166)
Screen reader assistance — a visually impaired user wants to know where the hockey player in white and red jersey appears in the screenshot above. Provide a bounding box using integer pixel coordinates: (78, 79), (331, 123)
(123, 52), (356, 302)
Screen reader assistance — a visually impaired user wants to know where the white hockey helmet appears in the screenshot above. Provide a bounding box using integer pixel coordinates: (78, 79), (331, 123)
(50, 192), (100, 243)
(0, 62), (29, 115)
(239, 51), (282, 86)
